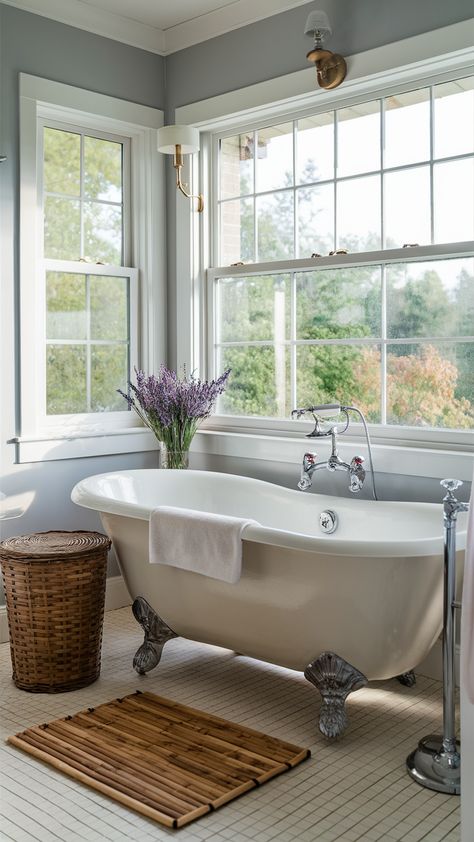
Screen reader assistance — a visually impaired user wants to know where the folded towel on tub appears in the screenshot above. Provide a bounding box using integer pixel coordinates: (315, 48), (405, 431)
(149, 506), (257, 584)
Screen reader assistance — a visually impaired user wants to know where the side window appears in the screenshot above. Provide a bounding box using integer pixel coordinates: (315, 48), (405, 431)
(41, 124), (135, 418)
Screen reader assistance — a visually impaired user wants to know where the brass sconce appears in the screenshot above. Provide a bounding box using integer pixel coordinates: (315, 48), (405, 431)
(304, 10), (347, 90)
(157, 124), (204, 213)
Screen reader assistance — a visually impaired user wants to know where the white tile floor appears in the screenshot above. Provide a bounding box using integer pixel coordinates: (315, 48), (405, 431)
(0, 608), (460, 842)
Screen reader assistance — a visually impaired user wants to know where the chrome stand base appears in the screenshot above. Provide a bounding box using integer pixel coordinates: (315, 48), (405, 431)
(132, 597), (178, 675)
(406, 735), (460, 795)
(304, 652), (368, 738)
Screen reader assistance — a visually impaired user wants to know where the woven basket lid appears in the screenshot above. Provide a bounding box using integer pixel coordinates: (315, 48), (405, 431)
(0, 530), (111, 560)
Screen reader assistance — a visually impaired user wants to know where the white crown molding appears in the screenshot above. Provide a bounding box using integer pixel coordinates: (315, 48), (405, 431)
(0, 0), (165, 53)
(1, 0), (313, 55)
(163, 0), (312, 55)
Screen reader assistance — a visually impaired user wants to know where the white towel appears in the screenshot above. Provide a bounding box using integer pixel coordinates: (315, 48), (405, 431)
(149, 506), (257, 584)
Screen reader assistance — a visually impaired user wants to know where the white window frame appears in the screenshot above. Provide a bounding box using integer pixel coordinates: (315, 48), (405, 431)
(16, 74), (166, 462)
(174, 23), (474, 465)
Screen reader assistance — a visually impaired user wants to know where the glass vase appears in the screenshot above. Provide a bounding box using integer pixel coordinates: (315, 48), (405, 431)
(160, 444), (189, 470)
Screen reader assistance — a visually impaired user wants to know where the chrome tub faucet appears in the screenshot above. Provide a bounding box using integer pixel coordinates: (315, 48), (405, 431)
(292, 404), (377, 499)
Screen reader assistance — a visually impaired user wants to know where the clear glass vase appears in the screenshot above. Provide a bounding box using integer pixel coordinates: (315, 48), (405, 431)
(160, 444), (189, 470)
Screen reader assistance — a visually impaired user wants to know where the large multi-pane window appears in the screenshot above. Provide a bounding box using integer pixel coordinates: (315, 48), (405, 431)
(211, 76), (474, 432)
(41, 124), (136, 416)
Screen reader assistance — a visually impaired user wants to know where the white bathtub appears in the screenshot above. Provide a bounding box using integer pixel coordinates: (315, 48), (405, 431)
(72, 469), (467, 735)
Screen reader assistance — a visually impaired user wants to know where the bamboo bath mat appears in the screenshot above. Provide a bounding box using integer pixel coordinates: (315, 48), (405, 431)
(8, 690), (310, 828)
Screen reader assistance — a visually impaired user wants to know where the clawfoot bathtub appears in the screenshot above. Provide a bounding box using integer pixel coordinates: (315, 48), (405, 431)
(71, 469), (467, 737)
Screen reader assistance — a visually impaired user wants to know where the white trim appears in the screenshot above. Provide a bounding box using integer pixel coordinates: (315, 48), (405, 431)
(104, 574), (131, 611)
(163, 0), (313, 56)
(20, 75), (163, 129)
(175, 21), (474, 126)
(1, 0), (314, 55)
(418, 640), (461, 686)
(18, 74), (166, 458)
(0, 608), (9, 646)
(12, 428), (159, 464)
(0, 576), (132, 644)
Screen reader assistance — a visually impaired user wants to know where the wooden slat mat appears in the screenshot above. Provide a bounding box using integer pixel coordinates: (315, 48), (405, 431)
(8, 690), (310, 828)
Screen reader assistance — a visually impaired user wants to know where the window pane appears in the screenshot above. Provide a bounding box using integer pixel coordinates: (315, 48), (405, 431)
(297, 345), (381, 423)
(217, 275), (290, 343)
(256, 123), (293, 193)
(434, 159), (474, 243)
(46, 345), (87, 414)
(337, 102), (380, 177)
(46, 272), (86, 340)
(297, 184), (334, 258)
(384, 166), (431, 248)
(44, 196), (81, 259)
(83, 201), (122, 264)
(297, 113), (334, 183)
(91, 345), (128, 412)
(434, 78), (474, 159)
(337, 175), (381, 251)
(90, 276), (128, 340)
(257, 191), (294, 261)
(44, 127), (80, 196)
(220, 197), (254, 264)
(296, 267), (381, 340)
(220, 134), (254, 199)
(84, 136), (122, 202)
(387, 258), (474, 339)
(387, 343), (474, 429)
(217, 345), (290, 418)
(384, 88), (430, 168)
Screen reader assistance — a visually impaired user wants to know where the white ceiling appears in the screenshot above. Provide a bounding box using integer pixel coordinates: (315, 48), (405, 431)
(2, 0), (314, 54)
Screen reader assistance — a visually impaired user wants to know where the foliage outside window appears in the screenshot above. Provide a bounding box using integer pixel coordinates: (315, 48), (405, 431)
(42, 125), (133, 416)
(213, 77), (474, 431)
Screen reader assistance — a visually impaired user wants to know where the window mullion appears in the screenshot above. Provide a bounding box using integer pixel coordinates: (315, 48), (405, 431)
(291, 271), (297, 410)
(381, 265), (387, 425)
(253, 130), (258, 262)
(80, 131), (85, 259)
(430, 85), (435, 244)
(86, 274), (91, 412)
(333, 109), (337, 251)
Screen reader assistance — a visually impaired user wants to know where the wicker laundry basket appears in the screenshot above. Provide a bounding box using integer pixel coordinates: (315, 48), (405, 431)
(0, 531), (111, 692)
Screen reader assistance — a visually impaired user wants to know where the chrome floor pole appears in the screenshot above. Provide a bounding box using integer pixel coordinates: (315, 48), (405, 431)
(406, 478), (468, 795)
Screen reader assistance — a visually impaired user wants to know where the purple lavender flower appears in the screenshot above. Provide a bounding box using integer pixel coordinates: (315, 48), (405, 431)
(117, 366), (231, 453)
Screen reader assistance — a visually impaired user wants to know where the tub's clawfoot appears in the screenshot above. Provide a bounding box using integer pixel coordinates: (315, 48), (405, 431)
(304, 652), (368, 738)
(132, 597), (178, 675)
(396, 670), (416, 687)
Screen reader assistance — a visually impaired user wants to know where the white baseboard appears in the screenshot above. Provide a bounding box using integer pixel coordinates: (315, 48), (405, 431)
(104, 574), (132, 612)
(0, 575), (131, 644)
(0, 606), (9, 645)
(417, 639), (461, 685)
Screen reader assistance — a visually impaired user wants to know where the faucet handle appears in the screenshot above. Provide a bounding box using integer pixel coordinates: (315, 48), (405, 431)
(441, 478), (463, 497)
(349, 456), (365, 494)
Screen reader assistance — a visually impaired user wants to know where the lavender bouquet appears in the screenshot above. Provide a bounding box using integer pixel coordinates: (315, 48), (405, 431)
(118, 366), (230, 469)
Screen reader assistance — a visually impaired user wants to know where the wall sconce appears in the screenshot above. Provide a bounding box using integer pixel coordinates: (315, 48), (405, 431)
(304, 10), (347, 90)
(157, 124), (204, 213)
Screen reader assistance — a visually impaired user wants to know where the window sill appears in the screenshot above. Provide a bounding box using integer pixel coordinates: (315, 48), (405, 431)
(11, 427), (158, 464)
(192, 428), (474, 482)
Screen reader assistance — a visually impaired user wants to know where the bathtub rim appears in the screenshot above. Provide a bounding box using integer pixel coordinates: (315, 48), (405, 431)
(71, 468), (467, 558)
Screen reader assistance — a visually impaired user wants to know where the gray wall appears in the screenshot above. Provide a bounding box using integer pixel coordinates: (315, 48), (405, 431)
(0, 6), (165, 578)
